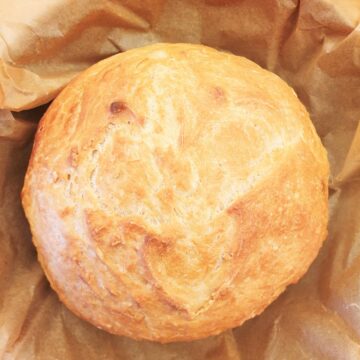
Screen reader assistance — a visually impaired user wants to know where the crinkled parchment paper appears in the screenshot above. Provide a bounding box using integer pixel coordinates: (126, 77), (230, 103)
(1, 0), (360, 359)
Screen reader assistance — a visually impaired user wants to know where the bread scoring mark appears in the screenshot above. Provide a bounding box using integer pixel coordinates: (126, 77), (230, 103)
(138, 236), (194, 319)
(138, 226), (241, 319)
(86, 208), (200, 320)
(109, 101), (144, 126)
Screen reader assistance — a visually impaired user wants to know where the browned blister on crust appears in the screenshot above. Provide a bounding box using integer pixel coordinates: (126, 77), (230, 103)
(21, 43), (329, 343)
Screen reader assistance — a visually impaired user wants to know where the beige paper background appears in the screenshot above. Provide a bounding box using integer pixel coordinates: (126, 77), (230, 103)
(1, 0), (360, 358)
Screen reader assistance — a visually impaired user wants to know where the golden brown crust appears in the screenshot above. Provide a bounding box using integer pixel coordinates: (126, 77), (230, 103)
(21, 43), (329, 342)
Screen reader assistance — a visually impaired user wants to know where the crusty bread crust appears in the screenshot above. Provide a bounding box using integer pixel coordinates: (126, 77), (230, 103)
(22, 43), (329, 343)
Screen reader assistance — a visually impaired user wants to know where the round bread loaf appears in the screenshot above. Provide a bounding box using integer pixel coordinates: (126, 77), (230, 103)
(22, 43), (329, 343)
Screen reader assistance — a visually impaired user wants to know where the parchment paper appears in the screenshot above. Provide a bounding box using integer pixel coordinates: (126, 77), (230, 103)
(1, 0), (360, 359)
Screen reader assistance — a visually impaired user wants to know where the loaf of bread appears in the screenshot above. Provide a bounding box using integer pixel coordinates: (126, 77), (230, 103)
(22, 43), (329, 343)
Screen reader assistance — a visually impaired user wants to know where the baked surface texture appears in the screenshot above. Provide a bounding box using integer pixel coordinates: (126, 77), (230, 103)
(22, 43), (329, 343)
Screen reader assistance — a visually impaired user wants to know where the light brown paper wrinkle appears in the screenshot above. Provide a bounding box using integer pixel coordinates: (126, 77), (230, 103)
(335, 123), (360, 185)
(319, 182), (360, 338)
(0, 0), (161, 111)
(1, 0), (360, 359)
